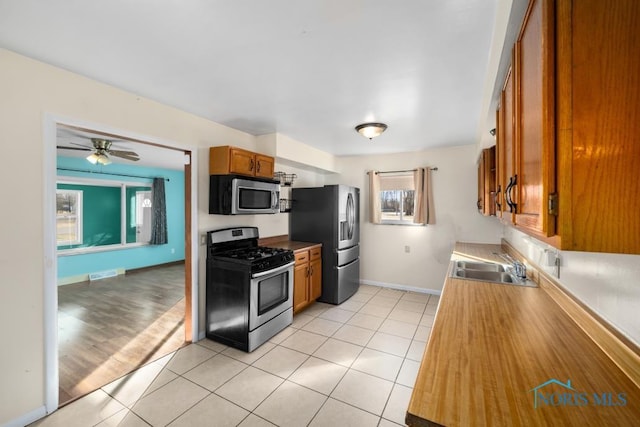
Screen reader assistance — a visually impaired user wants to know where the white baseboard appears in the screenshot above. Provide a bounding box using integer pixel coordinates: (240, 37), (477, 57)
(360, 280), (442, 296)
(3, 405), (47, 427)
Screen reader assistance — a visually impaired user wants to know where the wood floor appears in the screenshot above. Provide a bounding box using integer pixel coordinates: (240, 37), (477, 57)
(57, 263), (186, 405)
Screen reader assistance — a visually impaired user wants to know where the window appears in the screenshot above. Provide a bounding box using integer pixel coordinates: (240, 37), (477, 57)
(379, 173), (415, 225)
(369, 168), (435, 226)
(381, 190), (415, 223)
(57, 181), (152, 252)
(127, 189), (152, 243)
(56, 189), (83, 245)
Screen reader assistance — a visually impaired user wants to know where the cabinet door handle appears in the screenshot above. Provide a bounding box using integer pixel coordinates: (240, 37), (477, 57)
(506, 175), (518, 212)
(306, 267), (310, 277)
(511, 174), (518, 212)
(249, 159), (255, 171)
(495, 184), (502, 211)
(256, 160), (261, 173)
(310, 266), (313, 275)
(504, 177), (514, 211)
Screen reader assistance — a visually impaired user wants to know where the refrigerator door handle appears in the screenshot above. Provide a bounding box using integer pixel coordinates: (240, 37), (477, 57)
(347, 192), (355, 240)
(336, 257), (358, 269)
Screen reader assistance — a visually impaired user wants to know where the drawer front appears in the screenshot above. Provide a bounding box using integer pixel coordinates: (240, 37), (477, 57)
(310, 247), (322, 260)
(295, 250), (309, 265)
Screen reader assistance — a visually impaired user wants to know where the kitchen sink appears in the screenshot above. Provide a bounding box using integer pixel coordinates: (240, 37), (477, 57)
(450, 260), (536, 287)
(454, 261), (506, 272)
(453, 269), (514, 282)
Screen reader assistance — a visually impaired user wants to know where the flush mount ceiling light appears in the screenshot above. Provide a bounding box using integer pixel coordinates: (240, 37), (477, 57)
(355, 122), (387, 140)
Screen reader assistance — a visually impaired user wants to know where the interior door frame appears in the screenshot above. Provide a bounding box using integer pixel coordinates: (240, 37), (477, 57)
(42, 113), (199, 413)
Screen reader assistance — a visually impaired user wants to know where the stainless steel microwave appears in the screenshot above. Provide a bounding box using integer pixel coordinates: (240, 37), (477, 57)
(209, 175), (280, 215)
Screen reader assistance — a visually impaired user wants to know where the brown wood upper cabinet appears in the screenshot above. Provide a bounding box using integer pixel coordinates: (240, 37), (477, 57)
(496, 66), (515, 224)
(513, 0), (556, 238)
(477, 146), (496, 216)
(495, 0), (640, 253)
(209, 146), (275, 178)
(495, 0), (555, 238)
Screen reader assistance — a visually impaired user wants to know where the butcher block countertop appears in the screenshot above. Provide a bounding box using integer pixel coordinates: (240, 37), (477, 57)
(406, 242), (640, 426)
(258, 235), (321, 252)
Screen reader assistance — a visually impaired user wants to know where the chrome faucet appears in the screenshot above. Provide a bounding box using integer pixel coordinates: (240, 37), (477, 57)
(496, 253), (527, 280)
(513, 260), (527, 279)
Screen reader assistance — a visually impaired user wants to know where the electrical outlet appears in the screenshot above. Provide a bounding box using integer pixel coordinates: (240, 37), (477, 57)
(543, 249), (558, 266)
(200, 235), (207, 245)
(405, 245), (410, 253)
(543, 249), (561, 278)
(171, 248), (175, 254)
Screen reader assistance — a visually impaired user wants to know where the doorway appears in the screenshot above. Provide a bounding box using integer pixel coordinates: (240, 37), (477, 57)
(44, 118), (198, 409)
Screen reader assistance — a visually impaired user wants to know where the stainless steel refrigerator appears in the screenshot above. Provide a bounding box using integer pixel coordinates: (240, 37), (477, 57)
(290, 185), (360, 304)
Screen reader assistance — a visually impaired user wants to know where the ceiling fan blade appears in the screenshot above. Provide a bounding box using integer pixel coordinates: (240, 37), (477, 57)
(57, 145), (92, 151)
(108, 149), (139, 157)
(71, 142), (94, 148)
(110, 152), (140, 161)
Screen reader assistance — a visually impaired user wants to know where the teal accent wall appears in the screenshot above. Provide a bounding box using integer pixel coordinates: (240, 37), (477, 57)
(56, 156), (185, 282)
(57, 183), (121, 249)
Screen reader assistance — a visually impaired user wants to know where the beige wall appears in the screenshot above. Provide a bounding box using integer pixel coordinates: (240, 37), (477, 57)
(0, 48), (329, 425)
(256, 133), (338, 173)
(327, 145), (503, 292)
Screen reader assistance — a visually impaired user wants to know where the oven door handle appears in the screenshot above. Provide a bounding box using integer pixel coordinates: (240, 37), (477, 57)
(251, 261), (295, 279)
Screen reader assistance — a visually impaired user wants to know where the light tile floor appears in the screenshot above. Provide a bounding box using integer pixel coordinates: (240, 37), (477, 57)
(32, 285), (438, 427)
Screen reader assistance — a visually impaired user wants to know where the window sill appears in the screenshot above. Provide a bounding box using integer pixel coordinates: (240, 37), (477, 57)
(378, 221), (424, 226)
(57, 242), (150, 257)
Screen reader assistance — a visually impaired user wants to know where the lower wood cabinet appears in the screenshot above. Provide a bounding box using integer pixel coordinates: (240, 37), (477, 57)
(293, 245), (322, 313)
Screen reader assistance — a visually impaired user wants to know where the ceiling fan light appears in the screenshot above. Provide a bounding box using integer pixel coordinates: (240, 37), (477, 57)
(86, 153), (99, 164)
(97, 154), (111, 165)
(355, 122), (387, 139)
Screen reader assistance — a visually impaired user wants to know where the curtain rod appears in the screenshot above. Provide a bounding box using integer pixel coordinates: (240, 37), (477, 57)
(57, 167), (170, 181)
(367, 167), (438, 175)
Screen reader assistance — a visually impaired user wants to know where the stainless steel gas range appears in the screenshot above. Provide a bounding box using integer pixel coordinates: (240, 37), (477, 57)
(205, 227), (295, 352)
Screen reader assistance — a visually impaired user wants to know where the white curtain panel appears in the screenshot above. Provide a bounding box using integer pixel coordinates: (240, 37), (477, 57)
(368, 170), (382, 224)
(413, 167), (436, 225)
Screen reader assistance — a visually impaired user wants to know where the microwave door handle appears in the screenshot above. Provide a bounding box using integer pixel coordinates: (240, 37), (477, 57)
(251, 261), (295, 279)
(272, 190), (279, 210)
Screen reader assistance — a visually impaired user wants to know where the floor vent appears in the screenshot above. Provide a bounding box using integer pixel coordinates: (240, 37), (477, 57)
(89, 269), (119, 281)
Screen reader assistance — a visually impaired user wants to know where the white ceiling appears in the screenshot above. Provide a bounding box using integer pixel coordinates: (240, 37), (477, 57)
(0, 0), (499, 157)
